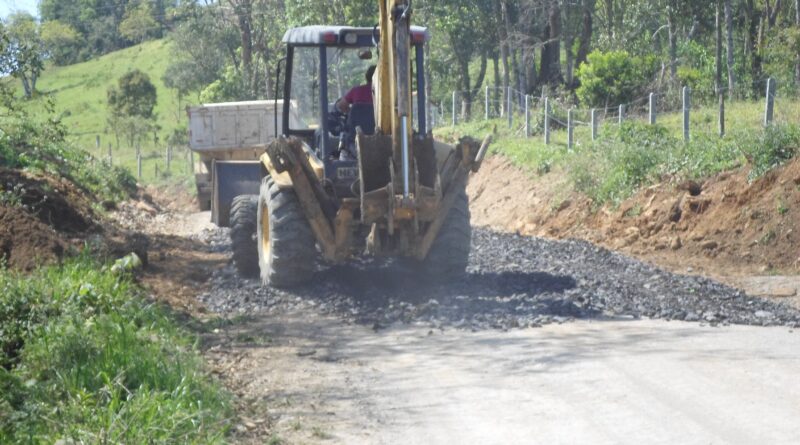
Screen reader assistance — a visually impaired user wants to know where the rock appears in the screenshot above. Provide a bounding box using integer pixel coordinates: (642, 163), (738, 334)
(770, 287), (797, 298)
(135, 200), (158, 216)
(755, 311), (773, 319)
(701, 240), (718, 250)
(670, 237), (682, 250)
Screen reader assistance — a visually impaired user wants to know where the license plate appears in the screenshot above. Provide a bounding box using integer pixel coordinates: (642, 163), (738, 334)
(337, 167), (359, 179)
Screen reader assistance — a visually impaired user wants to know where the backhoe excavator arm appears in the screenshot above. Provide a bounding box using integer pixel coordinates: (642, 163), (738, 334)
(376, 0), (414, 198)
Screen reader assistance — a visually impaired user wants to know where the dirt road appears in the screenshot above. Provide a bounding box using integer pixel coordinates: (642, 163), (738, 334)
(217, 314), (800, 444)
(138, 209), (800, 444)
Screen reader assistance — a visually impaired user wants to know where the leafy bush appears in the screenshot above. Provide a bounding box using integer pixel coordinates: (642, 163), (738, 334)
(739, 124), (800, 180)
(569, 123), (673, 205)
(0, 257), (230, 443)
(576, 50), (658, 108)
(0, 88), (136, 203)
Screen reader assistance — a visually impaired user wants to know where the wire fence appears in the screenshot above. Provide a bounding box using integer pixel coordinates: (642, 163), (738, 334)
(85, 138), (194, 183)
(431, 77), (798, 149)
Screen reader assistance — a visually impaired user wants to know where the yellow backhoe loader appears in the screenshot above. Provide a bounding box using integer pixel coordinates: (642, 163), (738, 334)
(229, 0), (490, 287)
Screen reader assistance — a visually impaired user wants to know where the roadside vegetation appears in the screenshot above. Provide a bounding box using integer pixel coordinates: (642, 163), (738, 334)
(0, 256), (231, 443)
(437, 101), (800, 206)
(1, 34), (231, 442)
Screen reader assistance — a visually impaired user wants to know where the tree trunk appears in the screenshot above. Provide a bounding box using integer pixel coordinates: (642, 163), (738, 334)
(667, 0), (678, 82)
(20, 76), (31, 98)
(564, 12), (575, 88)
(716, 0), (723, 92)
(603, 0), (614, 42)
(575, 0), (595, 70)
(459, 58), (472, 120)
(492, 54), (500, 114)
(744, 0), (762, 94)
(539, 0), (563, 86)
(525, 49), (538, 94)
(498, 0), (512, 114)
(724, 0), (736, 96)
(796, 0), (800, 84)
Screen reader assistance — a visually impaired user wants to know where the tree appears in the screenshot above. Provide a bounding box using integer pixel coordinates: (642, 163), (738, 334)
(40, 20), (83, 65)
(107, 70), (158, 148)
(2, 13), (44, 98)
(119, 2), (160, 43)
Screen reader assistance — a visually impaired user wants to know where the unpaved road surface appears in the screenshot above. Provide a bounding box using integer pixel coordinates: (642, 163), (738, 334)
(137, 209), (800, 444)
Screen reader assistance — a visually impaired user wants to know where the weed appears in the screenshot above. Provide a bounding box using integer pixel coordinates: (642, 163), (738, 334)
(311, 426), (333, 439)
(267, 435), (285, 445)
(759, 229), (778, 245)
(0, 256), (231, 443)
(777, 198), (790, 215)
(624, 203), (643, 218)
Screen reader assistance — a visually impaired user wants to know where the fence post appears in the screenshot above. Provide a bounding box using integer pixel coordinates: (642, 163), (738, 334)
(682, 86), (691, 141)
(591, 108), (598, 141)
(107, 143), (112, 164)
(485, 86), (490, 120)
(136, 143), (141, 158)
(619, 104), (625, 127)
(452, 91), (457, 127)
(543, 97), (551, 145)
(431, 105), (436, 128)
(137, 154), (142, 179)
(764, 77), (776, 126)
(507, 87), (513, 129)
(649, 93), (657, 125)
(95, 135), (100, 151)
(718, 92), (725, 137)
(567, 108), (574, 150)
(525, 96), (531, 138)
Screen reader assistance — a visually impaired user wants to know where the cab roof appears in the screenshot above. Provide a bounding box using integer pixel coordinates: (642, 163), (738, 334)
(282, 25), (430, 46)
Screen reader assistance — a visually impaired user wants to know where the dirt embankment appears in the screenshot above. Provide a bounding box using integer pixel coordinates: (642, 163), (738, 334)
(0, 168), (154, 271)
(469, 156), (800, 280)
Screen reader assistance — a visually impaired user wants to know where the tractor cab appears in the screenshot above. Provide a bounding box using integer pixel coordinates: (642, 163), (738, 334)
(278, 25), (431, 198)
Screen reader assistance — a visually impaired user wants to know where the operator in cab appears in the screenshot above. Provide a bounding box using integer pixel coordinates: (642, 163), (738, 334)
(336, 65), (377, 114)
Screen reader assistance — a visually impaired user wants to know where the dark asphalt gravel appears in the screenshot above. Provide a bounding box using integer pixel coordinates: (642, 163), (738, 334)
(197, 227), (800, 330)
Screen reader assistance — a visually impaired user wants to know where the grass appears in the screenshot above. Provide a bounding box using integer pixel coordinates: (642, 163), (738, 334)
(436, 98), (800, 206)
(12, 39), (194, 185)
(0, 255), (231, 443)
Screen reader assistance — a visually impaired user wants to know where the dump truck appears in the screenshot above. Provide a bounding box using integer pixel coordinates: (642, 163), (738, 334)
(222, 0), (490, 286)
(187, 100), (302, 226)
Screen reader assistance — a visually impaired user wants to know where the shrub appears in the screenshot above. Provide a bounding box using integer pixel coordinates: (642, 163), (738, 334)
(569, 122), (675, 205)
(739, 124), (800, 180)
(576, 50), (658, 108)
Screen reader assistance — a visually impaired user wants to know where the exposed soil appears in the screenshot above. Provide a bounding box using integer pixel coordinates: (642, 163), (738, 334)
(469, 156), (800, 300)
(0, 168), (102, 270)
(0, 204), (67, 270)
(0, 168), (97, 233)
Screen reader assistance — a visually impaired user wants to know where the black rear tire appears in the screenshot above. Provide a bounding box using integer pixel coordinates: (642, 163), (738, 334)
(230, 194), (259, 278)
(257, 176), (317, 287)
(414, 188), (472, 280)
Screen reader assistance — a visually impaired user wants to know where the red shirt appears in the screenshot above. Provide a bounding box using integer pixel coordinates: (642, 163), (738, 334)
(344, 84), (373, 104)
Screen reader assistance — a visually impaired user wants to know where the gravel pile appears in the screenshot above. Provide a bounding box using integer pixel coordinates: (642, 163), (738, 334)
(198, 227), (800, 330)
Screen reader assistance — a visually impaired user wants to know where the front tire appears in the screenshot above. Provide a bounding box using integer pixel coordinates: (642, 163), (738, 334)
(257, 176), (316, 287)
(230, 195), (259, 278)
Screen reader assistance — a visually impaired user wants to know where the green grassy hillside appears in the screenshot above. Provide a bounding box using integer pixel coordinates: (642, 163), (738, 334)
(34, 40), (181, 148)
(22, 40), (192, 183)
